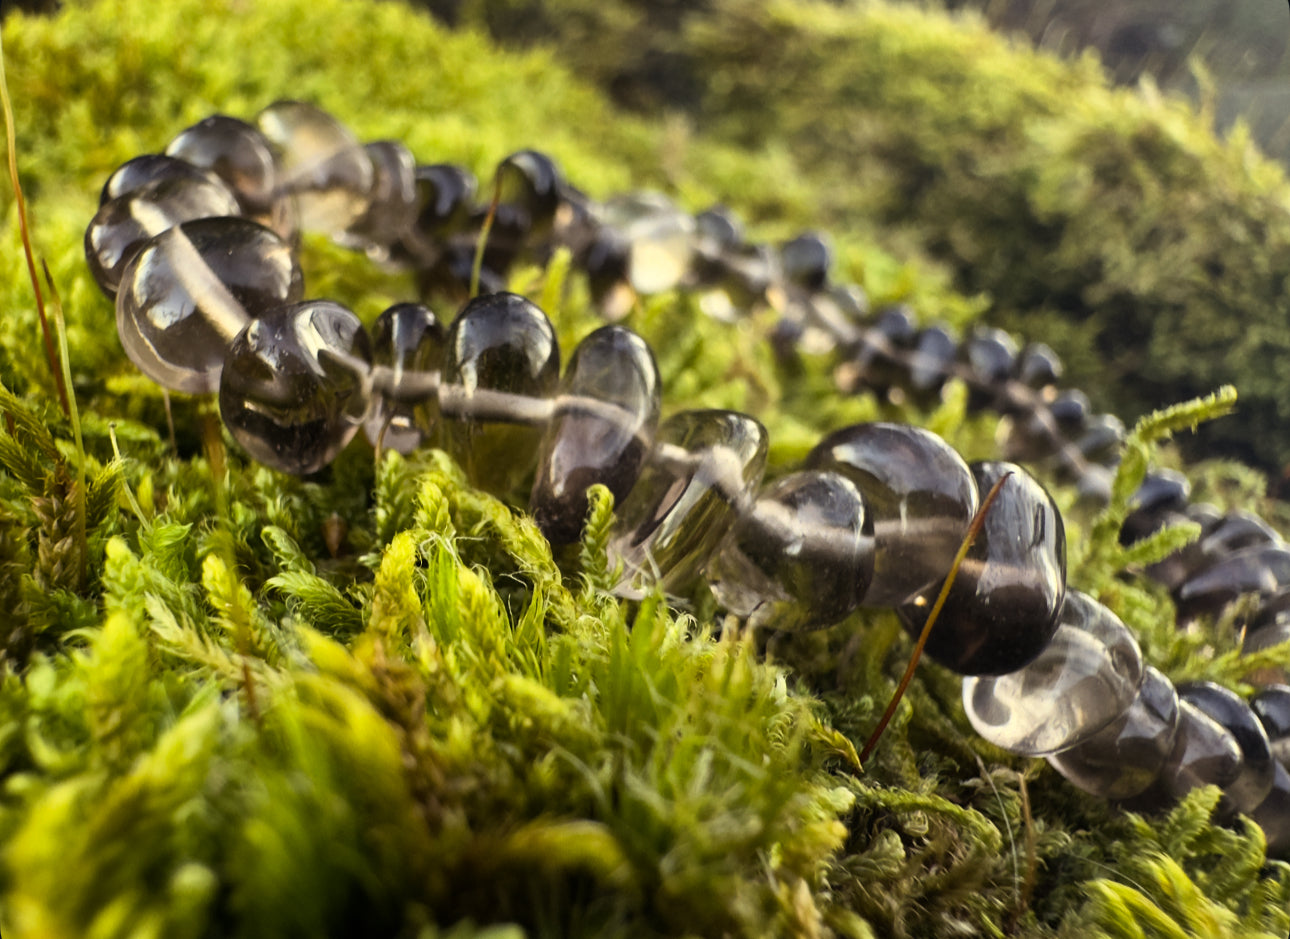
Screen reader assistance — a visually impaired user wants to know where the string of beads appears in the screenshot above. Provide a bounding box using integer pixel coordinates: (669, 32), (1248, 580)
(84, 99), (1290, 857)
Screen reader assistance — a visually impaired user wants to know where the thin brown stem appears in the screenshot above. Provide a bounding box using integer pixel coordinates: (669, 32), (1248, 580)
(470, 174), (502, 299)
(858, 471), (1013, 765)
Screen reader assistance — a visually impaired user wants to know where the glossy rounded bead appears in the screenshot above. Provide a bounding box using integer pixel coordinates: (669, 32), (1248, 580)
(530, 326), (661, 544)
(961, 327), (1018, 411)
(898, 462), (1066, 676)
(1132, 701), (1243, 810)
(1016, 342), (1062, 389)
(1120, 469), (1191, 545)
(116, 217), (303, 394)
(1175, 544), (1290, 622)
(1075, 413), (1125, 464)
(779, 232), (832, 291)
(611, 409), (768, 596)
(363, 302), (446, 454)
(1176, 681), (1275, 814)
(908, 324), (958, 402)
(1251, 685), (1290, 765)
(165, 115), (280, 219)
(807, 422), (979, 607)
(99, 154), (225, 204)
(256, 100), (374, 235)
(707, 470), (875, 632)
(964, 591), (1143, 755)
(336, 140), (418, 257)
(1047, 666), (1181, 800)
(841, 305), (918, 395)
(220, 300), (372, 474)
(494, 149), (563, 237)
(86, 175), (242, 296)
(440, 292), (560, 493)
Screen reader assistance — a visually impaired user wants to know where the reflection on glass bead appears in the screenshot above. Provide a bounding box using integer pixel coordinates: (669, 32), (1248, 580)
(807, 422), (979, 607)
(166, 115), (281, 220)
(256, 100), (374, 235)
(220, 300), (372, 474)
(99, 154), (225, 205)
(1136, 701), (1243, 809)
(86, 175), (241, 296)
(494, 150), (563, 237)
(1047, 666), (1181, 800)
(116, 217), (303, 394)
(964, 591), (1143, 755)
(363, 302), (445, 454)
(1176, 681), (1275, 814)
(336, 141), (418, 258)
(530, 325), (661, 545)
(612, 409), (768, 595)
(441, 292), (560, 494)
(899, 462), (1066, 675)
(706, 470), (874, 632)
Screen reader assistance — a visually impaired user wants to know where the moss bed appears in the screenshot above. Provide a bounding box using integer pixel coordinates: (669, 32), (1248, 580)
(2, 0), (1290, 937)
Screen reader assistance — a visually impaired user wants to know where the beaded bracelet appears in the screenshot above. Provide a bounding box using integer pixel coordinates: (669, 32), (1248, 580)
(84, 99), (1290, 858)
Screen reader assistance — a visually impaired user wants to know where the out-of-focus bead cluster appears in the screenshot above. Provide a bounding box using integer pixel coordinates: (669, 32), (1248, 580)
(85, 100), (1290, 857)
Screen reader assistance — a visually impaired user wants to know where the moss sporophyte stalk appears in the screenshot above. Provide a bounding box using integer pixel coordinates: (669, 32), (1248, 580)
(4, 1), (1290, 938)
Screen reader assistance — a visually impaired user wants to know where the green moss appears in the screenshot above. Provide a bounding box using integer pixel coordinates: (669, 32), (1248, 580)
(1, 0), (1290, 937)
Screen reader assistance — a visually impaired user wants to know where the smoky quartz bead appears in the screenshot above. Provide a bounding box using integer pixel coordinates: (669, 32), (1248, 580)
(220, 300), (373, 474)
(898, 462), (1066, 676)
(256, 100), (374, 235)
(964, 591), (1143, 755)
(1175, 544), (1290, 622)
(86, 174), (242, 296)
(1176, 681), (1275, 815)
(530, 325), (661, 545)
(1252, 685), (1290, 765)
(1123, 701), (1243, 811)
(440, 292), (561, 494)
(611, 409), (768, 596)
(336, 140), (418, 258)
(1047, 666), (1181, 800)
(706, 469), (874, 632)
(363, 302), (446, 454)
(597, 193), (697, 296)
(116, 217), (303, 394)
(99, 154), (226, 205)
(165, 115), (281, 221)
(806, 423), (979, 608)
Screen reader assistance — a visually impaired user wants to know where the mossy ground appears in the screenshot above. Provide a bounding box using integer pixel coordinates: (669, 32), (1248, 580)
(1, 1), (1289, 937)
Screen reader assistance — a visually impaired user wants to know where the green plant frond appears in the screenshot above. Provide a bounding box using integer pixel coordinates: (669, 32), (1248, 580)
(260, 525), (314, 576)
(265, 570), (364, 638)
(0, 430), (47, 493)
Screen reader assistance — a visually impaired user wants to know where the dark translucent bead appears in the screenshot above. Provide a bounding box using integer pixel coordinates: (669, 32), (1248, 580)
(1125, 701), (1243, 811)
(1249, 762), (1290, 858)
(441, 292), (560, 494)
(165, 115), (280, 220)
(1251, 685), (1290, 765)
(336, 141), (417, 257)
(908, 324), (958, 401)
(694, 206), (742, 256)
(840, 306), (918, 395)
(611, 409), (768, 595)
(256, 100), (373, 235)
(99, 154), (225, 204)
(1016, 342), (1062, 389)
(897, 462), (1066, 675)
(1120, 469), (1191, 545)
(494, 149), (563, 237)
(1152, 510), (1282, 593)
(1048, 389), (1092, 432)
(961, 327), (1018, 410)
(581, 229), (634, 317)
(220, 300), (373, 474)
(116, 217), (303, 394)
(1176, 681), (1275, 814)
(1075, 413), (1125, 463)
(807, 422), (979, 607)
(1047, 666), (1181, 800)
(707, 470), (875, 632)
(964, 591), (1143, 755)
(530, 325), (662, 544)
(363, 302), (446, 454)
(1175, 544), (1290, 622)
(393, 163), (479, 269)
(779, 232), (832, 291)
(86, 175), (241, 296)
(598, 193), (696, 295)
